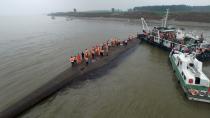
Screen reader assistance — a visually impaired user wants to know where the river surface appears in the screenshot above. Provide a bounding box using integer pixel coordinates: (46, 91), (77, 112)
(0, 16), (210, 118)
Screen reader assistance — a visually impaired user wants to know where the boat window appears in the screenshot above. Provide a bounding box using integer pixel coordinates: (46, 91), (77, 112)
(184, 75), (186, 80)
(195, 77), (200, 84)
(195, 40), (198, 44)
(189, 63), (194, 67)
(181, 72), (184, 76)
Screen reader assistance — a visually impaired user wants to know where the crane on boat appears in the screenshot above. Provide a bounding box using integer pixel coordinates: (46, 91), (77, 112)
(140, 17), (150, 32)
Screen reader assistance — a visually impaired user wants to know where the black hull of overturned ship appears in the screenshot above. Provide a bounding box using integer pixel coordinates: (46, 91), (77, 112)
(0, 38), (140, 118)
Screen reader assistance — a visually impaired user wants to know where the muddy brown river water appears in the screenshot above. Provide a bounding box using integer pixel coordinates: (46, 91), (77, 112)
(0, 16), (210, 118)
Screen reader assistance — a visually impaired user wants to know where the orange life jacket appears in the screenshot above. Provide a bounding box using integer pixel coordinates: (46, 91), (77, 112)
(97, 47), (100, 55)
(77, 54), (81, 63)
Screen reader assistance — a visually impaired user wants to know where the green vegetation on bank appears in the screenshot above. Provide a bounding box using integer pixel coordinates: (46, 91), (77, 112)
(134, 5), (210, 13)
(49, 5), (210, 23)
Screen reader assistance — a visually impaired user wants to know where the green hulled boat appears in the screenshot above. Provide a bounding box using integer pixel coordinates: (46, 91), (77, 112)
(169, 50), (210, 103)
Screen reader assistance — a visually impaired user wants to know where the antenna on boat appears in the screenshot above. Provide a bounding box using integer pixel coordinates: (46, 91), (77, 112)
(163, 9), (169, 28)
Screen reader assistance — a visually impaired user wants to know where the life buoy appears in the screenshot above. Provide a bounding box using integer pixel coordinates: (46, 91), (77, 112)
(69, 57), (74, 63)
(199, 91), (207, 96)
(189, 89), (199, 96)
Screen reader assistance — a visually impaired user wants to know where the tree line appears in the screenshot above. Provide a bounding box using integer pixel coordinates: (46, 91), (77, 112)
(133, 5), (210, 13)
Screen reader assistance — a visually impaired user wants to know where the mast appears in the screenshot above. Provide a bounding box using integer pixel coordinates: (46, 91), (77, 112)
(141, 18), (145, 30)
(164, 9), (169, 28)
(161, 19), (164, 27)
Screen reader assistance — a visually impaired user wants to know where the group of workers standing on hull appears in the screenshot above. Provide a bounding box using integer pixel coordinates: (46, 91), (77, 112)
(69, 35), (136, 66)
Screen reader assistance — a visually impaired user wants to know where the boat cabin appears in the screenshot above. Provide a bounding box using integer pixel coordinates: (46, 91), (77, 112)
(174, 53), (210, 88)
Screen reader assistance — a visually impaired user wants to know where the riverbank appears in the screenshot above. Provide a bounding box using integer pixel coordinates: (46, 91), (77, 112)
(66, 17), (210, 28)
(49, 11), (210, 24)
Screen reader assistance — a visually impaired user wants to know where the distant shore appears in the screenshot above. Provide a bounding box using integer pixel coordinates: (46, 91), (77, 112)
(50, 15), (210, 28)
(49, 11), (210, 24)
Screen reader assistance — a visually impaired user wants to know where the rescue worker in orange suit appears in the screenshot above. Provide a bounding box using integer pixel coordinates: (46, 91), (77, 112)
(70, 56), (75, 66)
(77, 53), (81, 64)
(84, 49), (89, 65)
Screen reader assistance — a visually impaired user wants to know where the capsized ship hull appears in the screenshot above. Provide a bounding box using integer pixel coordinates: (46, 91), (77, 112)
(0, 38), (140, 118)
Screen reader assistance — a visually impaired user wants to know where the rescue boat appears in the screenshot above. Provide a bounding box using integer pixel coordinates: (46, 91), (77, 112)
(138, 9), (210, 61)
(169, 50), (210, 103)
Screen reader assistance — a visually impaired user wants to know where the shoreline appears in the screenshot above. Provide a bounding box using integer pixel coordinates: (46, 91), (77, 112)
(61, 16), (210, 28)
